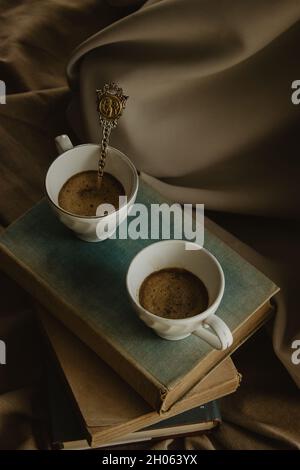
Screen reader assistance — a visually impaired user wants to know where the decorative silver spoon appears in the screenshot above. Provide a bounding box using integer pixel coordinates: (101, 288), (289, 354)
(96, 83), (128, 189)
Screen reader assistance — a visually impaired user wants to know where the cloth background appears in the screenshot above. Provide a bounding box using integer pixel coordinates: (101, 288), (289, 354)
(0, 0), (299, 450)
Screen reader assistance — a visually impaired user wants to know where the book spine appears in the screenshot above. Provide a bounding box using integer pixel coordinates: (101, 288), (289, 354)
(0, 245), (167, 411)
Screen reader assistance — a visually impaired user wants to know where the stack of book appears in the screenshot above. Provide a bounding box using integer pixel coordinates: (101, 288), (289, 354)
(0, 178), (278, 449)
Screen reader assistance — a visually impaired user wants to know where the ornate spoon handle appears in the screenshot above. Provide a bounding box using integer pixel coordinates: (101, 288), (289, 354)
(96, 83), (128, 188)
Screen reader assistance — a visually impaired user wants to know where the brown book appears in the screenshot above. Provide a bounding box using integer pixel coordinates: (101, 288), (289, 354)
(40, 309), (240, 448)
(0, 180), (279, 411)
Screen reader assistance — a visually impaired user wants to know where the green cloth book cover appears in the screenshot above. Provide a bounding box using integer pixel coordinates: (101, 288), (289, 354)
(0, 179), (279, 411)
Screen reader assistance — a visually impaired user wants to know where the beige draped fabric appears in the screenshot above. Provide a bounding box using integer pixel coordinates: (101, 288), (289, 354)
(0, 0), (299, 450)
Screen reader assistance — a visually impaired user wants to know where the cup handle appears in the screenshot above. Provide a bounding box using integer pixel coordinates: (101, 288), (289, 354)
(193, 315), (233, 350)
(55, 135), (74, 155)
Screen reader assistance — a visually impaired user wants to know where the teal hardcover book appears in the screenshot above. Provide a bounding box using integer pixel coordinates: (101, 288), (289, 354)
(0, 179), (278, 411)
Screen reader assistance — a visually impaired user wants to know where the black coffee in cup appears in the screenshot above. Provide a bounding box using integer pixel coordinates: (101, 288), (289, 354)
(139, 268), (209, 320)
(58, 170), (125, 217)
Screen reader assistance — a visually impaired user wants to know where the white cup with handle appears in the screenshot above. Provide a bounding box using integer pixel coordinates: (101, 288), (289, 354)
(45, 135), (139, 242)
(126, 240), (233, 350)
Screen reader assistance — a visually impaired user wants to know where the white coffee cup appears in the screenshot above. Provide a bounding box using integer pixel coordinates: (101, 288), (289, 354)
(45, 135), (139, 242)
(126, 240), (233, 350)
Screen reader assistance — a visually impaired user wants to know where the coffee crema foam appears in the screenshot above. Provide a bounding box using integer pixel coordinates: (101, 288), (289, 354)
(139, 268), (209, 320)
(58, 171), (125, 217)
